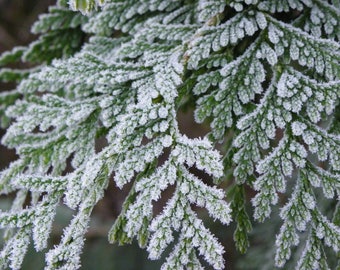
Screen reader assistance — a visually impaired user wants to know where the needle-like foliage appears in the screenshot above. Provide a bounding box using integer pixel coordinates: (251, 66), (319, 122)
(0, 0), (339, 269)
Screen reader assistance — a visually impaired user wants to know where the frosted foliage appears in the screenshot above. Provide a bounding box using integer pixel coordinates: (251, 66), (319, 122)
(299, 1), (340, 40)
(124, 161), (177, 238)
(277, 70), (339, 123)
(230, 0), (259, 11)
(296, 233), (325, 270)
(267, 19), (340, 79)
(195, 41), (266, 140)
(69, 0), (106, 15)
(12, 175), (66, 193)
(180, 167), (231, 224)
(291, 121), (307, 136)
(0, 0), (339, 270)
(187, 11), (265, 69)
(172, 135), (224, 178)
(160, 239), (204, 270)
(115, 137), (167, 188)
(274, 170), (340, 268)
(258, 0), (308, 13)
(314, 213), (340, 252)
(124, 133), (231, 268)
(275, 178), (313, 266)
(275, 221), (299, 267)
(197, 0), (226, 22)
(148, 193), (228, 270)
(233, 81), (296, 183)
(0, 227), (30, 270)
(297, 122), (340, 170)
(32, 193), (60, 251)
(259, 42), (277, 65)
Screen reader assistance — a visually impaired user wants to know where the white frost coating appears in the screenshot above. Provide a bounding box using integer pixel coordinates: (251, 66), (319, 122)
(182, 167), (232, 224)
(268, 23), (283, 44)
(158, 106), (169, 118)
(1, 1), (339, 270)
(277, 72), (290, 97)
(7, 228), (31, 270)
(172, 135), (224, 178)
(291, 121), (307, 136)
(255, 11), (267, 29)
(161, 135), (172, 148)
(301, 192), (315, 210)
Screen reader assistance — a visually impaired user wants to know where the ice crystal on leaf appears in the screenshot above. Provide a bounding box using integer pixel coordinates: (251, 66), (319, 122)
(0, 0), (339, 269)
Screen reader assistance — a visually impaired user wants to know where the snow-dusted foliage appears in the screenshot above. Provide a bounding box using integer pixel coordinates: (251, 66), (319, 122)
(0, 0), (339, 269)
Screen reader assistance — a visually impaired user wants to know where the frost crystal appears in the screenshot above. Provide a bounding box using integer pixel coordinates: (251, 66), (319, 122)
(291, 121), (307, 136)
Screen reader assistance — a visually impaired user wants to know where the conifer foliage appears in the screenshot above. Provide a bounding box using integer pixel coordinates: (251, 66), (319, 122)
(0, 0), (339, 269)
